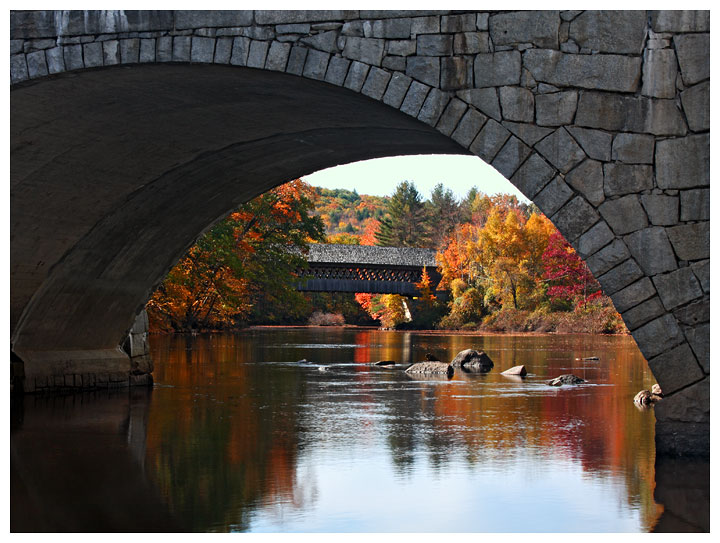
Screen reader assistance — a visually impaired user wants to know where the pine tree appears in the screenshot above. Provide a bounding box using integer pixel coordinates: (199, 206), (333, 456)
(375, 181), (429, 247)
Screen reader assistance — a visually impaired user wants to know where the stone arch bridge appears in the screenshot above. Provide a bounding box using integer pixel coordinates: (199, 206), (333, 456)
(10, 10), (709, 455)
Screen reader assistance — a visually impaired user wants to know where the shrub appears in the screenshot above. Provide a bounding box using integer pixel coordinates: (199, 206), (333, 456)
(308, 311), (345, 326)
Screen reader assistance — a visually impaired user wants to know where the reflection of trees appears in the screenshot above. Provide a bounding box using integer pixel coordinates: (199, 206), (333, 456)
(146, 333), (308, 532)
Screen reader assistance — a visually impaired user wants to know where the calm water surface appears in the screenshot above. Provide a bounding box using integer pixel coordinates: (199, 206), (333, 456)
(11, 328), (709, 532)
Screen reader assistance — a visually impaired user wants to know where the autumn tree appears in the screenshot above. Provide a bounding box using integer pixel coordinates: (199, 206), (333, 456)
(147, 180), (325, 331)
(542, 231), (601, 309)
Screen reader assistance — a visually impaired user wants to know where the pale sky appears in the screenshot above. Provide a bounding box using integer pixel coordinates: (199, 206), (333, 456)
(302, 154), (530, 203)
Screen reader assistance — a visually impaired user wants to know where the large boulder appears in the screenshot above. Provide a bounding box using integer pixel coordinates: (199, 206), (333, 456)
(450, 349), (494, 372)
(548, 374), (585, 386)
(406, 362), (454, 376)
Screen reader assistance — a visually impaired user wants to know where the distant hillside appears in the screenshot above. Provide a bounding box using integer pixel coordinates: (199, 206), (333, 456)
(312, 187), (390, 238)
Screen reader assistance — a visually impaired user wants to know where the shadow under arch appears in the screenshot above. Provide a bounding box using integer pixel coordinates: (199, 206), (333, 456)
(11, 63), (470, 368)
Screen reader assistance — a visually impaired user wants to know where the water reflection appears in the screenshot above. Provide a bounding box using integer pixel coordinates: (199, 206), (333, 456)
(10, 329), (709, 532)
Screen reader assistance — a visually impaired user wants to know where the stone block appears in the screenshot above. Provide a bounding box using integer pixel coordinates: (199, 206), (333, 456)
(603, 163), (653, 197)
(441, 56), (473, 90)
(451, 109), (488, 148)
(656, 134), (709, 189)
(621, 295), (665, 330)
(10, 40), (23, 55)
(649, 342), (704, 396)
(651, 10), (710, 32)
(400, 81), (430, 117)
(441, 14), (476, 33)
(121, 38), (140, 63)
(498, 86), (534, 123)
(474, 51), (521, 88)
(570, 10), (646, 54)
(502, 122), (553, 147)
(491, 136), (531, 179)
(535, 91), (577, 127)
(640, 194), (679, 226)
(302, 48), (329, 79)
(24, 38), (56, 53)
(102, 40), (120, 65)
(324, 55), (350, 86)
(535, 127), (586, 173)
(523, 49), (641, 92)
(566, 126), (611, 162)
(417, 88), (451, 126)
(256, 11), (357, 25)
(265, 41), (291, 71)
(456, 88), (500, 121)
(576, 221), (614, 259)
(510, 153), (555, 200)
(382, 72), (412, 108)
(190, 36), (215, 63)
(139, 38), (156, 63)
(363, 18), (412, 39)
(611, 133), (654, 164)
(634, 314), (687, 362)
(586, 239), (631, 277)
(285, 45), (308, 76)
(596, 257), (643, 296)
(690, 260), (709, 294)
(599, 196), (648, 236)
(680, 81), (709, 133)
(454, 32), (490, 55)
(566, 159), (604, 206)
(575, 92), (687, 136)
(642, 49), (678, 99)
(361, 67), (391, 100)
(230, 36), (251, 66)
(343, 36), (384, 66)
(666, 223), (709, 261)
(410, 16), (440, 35)
(551, 196), (600, 243)
(684, 322), (709, 373)
(673, 298), (709, 327)
(172, 36), (190, 62)
(246, 40), (269, 69)
(175, 10), (253, 29)
(45, 47), (65, 74)
(406, 56), (440, 87)
(417, 34), (452, 56)
(624, 226), (678, 275)
(469, 119), (511, 163)
(301, 31), (340, 53)
(611, 277), (657, 313)
(476, 13), (489, 30)
(277, 23), (311, 35)
(533, 176), (573, 218)
(64, 44), (84, 70)
(80, 42), (102, 69)
(26, 50), (48, 78)
(490, 11), (560, 49)
(381, 56), (405, 72)
(653, 267), (703, 311)
(388, 39), (415, 57)
(674, 33), (709, 85)
(343, 60), (370, 91)
(156, 36), (172, 62)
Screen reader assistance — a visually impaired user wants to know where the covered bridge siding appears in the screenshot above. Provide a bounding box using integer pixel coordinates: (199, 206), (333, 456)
(298, 244), (442, 296)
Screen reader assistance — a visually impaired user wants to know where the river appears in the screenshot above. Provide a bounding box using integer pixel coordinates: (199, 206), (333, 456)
(10, 328), (710, 532)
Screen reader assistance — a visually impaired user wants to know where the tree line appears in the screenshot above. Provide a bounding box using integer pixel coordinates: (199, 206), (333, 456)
(146, 179), (625, 334)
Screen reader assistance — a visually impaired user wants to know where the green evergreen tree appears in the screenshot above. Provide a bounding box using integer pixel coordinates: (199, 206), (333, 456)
(426, 183), (460, 247)
(375, 181), (429, 247)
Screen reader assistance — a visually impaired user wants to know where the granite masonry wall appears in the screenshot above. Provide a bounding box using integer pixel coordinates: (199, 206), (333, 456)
(10, 11), (709, 455)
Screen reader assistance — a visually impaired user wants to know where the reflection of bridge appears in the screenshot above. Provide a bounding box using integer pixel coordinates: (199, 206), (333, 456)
(298, 244), (443, 296)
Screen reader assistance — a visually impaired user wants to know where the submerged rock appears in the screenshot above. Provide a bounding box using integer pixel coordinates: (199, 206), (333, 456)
(374, 360), (395, 366)
(634, 387), (663, 405)
(425, 353), (441, 361)
(548, 374), (585, 386)
(501, 365), (527, 376)
(450, 349), (494, 372)
(583, 356), (599, 361)
(406, 362), (454, 376)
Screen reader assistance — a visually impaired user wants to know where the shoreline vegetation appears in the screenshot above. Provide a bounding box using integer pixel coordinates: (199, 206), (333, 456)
(146, 180), (627, 336)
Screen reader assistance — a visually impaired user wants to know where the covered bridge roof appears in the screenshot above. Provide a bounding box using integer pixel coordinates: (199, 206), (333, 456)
(306, 244), (437, 267)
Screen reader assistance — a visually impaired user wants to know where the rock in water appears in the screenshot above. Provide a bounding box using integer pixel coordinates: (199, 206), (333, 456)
(501, 365), (527, 376)
(634, 389), (663, 405)
(582, 356), (599, 361)
(450, 349), (494, 372)
(548, 374), (585, 386)
(425, 353), (440, 361)
(374, 360), (395, 366)
(651, 383), (663, 396)
(406, 362), (454, 376)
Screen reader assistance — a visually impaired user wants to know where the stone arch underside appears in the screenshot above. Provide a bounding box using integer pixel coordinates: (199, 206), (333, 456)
(10, 10), (708, 455)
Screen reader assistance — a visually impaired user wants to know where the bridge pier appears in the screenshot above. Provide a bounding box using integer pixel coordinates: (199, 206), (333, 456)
(12, 310), (153, 394)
